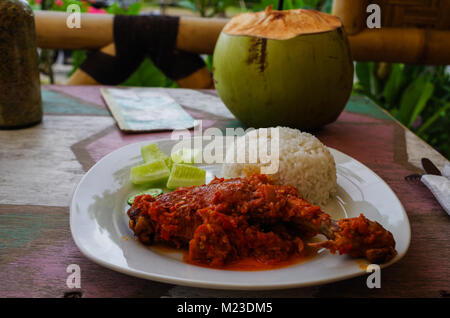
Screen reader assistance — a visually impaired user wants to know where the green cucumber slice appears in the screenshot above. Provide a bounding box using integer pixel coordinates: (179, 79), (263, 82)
(171, 148), (201, 164)
(127, 188), (163, 205)
(166, 163), (206, 189)
(166, 156), (174, 171)
(130, 160), (170, 185)
(141, 143), (169, 164)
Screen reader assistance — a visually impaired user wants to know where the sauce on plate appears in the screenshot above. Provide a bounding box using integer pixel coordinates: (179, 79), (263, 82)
(152, 244), (318, 271)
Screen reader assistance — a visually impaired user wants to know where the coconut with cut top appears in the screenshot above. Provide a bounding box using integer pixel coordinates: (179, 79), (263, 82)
(213, 7), (354, 129)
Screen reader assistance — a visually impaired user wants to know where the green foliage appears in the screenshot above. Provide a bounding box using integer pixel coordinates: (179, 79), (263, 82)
(49, 0), (88, 12)
(354, 62), (450, 159)
(252, 0), (332, 12)
(177, 0), (332, 15)
(397, 75), (434, 127)
(29, 0), (90, 12)
(105, 2), (142, 15)
(205, 54), (214, 72)
(68, 50), (87, 77)
(122, 59), (178, 88)
(178, 0), (238, 17)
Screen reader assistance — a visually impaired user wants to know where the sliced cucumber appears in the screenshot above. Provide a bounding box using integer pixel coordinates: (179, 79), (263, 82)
(127, 188), (163, 205)
(171, 148), (201, 164)
(166, 156), (174, 171)
(166, 163), (206, 189)
(141, 143), (169, 164)
(130, 160), (170, 185)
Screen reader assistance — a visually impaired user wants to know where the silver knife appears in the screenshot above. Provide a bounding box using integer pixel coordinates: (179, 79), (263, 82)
(420, 158), (450, 215)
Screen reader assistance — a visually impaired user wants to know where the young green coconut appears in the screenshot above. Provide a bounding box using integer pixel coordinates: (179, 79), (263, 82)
(213, 6), (353, 129)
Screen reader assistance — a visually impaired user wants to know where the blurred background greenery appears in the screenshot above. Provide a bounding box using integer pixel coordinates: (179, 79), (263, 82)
(29, 0), (449, 159)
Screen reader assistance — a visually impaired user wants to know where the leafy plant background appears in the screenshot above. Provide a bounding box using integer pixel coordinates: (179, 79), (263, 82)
(354, 63), (449, 158)
(31, 0), (449, 159)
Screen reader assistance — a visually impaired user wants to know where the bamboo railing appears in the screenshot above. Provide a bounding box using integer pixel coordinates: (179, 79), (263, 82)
(33, 1), (450, 86)
(35, 5), (450, 65)
(35, 11), (226, 54)
(332, 0), (450, 65)
(35, 11), (226, 87)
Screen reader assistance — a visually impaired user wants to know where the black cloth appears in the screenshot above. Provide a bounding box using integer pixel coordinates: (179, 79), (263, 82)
(80, 14), (206, 84)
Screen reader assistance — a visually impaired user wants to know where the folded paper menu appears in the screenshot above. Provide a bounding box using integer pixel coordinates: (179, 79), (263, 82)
(101, 88), (195, 133)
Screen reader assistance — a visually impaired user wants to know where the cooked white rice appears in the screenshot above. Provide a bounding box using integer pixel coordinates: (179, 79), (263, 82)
(222, 127), (337, 205)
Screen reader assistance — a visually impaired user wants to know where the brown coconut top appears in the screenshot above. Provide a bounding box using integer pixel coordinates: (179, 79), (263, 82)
(223, 6), (342, 40)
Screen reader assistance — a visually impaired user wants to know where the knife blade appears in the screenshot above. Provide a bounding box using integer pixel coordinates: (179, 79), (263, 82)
(421, 158), (442, 176)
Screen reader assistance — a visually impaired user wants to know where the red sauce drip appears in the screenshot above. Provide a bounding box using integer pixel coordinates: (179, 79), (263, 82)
(152, 244), (318, 271)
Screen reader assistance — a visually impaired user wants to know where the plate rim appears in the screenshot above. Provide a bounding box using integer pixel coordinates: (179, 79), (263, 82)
(70, 138), (411, 290)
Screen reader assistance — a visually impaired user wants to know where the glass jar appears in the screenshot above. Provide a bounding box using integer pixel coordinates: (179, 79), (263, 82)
(0, 0), (42, 129)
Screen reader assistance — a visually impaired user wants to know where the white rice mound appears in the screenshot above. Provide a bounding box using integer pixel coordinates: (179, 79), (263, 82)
(222, 127), (337, 206)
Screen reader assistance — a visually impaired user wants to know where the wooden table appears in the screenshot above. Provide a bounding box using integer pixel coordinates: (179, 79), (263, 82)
(0, 85), (448, 298)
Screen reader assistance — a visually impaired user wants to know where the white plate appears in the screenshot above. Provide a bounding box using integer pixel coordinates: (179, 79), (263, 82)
(70, 139), (410, 290)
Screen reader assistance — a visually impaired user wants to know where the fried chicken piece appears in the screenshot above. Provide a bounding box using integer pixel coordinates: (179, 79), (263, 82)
(188, 209), (245, 265)
(128, 192), (204, 248)
(188, 209), (302, 265)
(127, 174), (306, 245)
(127, 174), (397, 265)
(309, 214), (397, 263)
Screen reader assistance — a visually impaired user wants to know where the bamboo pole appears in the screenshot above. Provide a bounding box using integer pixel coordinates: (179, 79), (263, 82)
(332, 0), (367, 35)
(177, 17), (227, 54)
(35, 11), (114, 50)
(34, 11), (227, 54)
(348, 28), (450, 65)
